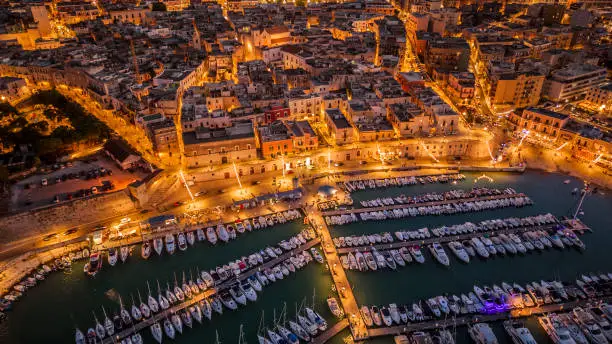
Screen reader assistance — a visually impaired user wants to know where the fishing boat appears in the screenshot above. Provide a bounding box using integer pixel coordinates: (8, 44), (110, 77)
(186, 231), (196, 245)
(153, 238), (163, 256)
(84, 252), (102, 277)
(120, 246), (129, 263)
(469, 323), (499, 344)
(150, 322), (163, 344)
(429, 243), (450, 266)
(177, 232), (188, 251)
(165, 234), (176, 255)
(504, 320), (537, 344)
(107, 248), (118, 266)
(141, 241), (151, 259)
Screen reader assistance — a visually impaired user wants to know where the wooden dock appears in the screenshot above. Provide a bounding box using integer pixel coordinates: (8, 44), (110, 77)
(321, 193), (528, 216)
(309, 212), (370, 341)
(311, 318), (350, 344)
(101, 238), (321, 343)
(367, 296), (612, 338)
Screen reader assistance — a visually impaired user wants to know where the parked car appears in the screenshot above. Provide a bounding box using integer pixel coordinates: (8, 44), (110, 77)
(41, 178), (48, 186)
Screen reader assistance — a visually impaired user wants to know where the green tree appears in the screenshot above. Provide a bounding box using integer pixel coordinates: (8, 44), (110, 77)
(151, 2), (167, 11)
(295, 0), (307, 6)
(36, 137), (64, 155)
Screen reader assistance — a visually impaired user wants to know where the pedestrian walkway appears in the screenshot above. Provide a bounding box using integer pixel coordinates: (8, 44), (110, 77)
(309, 211), (369, 340)
(311, 318), (349, 344)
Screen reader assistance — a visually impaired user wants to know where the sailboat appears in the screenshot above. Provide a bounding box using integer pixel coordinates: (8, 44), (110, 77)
(163, 318), (175, 339)
(119, 295), (132, 325)
(157, 281), (170, 310)
(130, 294), (142, 321)
(200, 299), (213, 320)
(75, 328), (85, 344)
(101, 307), (114, 336)
(207, 227), (218, 244)
(150, 322), (163, 344)
(196, 228), (206, 242)
(171, 313), (183, 334)
(92, 311), (105, 339)
(186, 231), (196, 246)
(147, 281), (160, 313)
(137, 290), (151, 318)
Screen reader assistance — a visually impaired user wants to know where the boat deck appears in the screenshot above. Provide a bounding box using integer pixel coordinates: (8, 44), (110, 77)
(101, 238), (321, 343)
(336, 218), (586, 254)
(321, 193), (528, 216)
(309, 212), (369, 340)
(310, 318), (349, 344)
(367, 296), (612, 338)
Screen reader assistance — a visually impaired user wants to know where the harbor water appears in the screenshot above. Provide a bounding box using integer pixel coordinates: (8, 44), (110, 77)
(1, 170), (611, 344)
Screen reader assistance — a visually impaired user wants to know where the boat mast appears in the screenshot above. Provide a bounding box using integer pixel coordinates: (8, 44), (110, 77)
(215, 330), (222, 344)
(573, 182), (589, 220)
(238, 324), (246, 344)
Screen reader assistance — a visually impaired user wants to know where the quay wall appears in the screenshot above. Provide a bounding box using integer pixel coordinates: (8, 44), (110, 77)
(0, 190), (137, 242)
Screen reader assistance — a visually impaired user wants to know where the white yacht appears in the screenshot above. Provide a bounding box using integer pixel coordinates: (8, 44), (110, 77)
(448, 241), (470, 263)
(469, 323), (499, 344)
(429, 243), (450, 266)
(120, 246), (129, 263)
(539, 314), (578, 344)
(141, 242), (151, 259)
(504, 320), (537, 344)
(196, 228), (206, 242)
(186, 231), (196, 245)
(240, 280), (258, 302)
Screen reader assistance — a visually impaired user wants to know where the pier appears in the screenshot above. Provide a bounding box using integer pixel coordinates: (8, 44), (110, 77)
(311, 318), (349, 344)
(101, 238), (321, 343)
(309, 212), (369, 340)
(335, 218), (588, 254)
(367, 296), (612, 338)
(321, 193), (528, 216)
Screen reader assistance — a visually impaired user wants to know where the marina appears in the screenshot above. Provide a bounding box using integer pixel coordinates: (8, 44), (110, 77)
(2, 170), (612, 344)
(98, 236), (322, 343)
